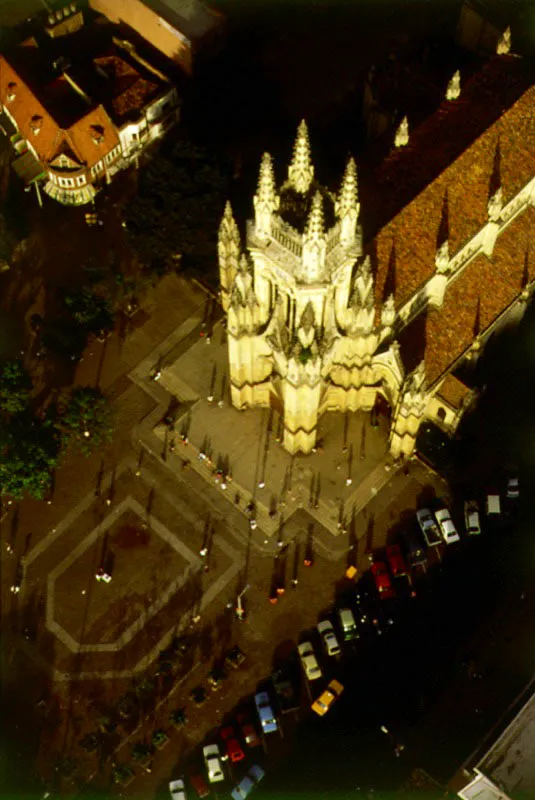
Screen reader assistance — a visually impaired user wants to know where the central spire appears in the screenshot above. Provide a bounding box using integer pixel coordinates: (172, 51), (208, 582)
(288, 120), (314, 194)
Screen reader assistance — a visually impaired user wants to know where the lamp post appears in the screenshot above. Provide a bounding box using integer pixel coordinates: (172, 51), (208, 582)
(235, 584), (250, 621)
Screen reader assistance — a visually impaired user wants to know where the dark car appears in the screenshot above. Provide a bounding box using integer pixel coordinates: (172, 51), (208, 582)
(404, 531), (427, 570)
(189, 769), (210, 798)
(386, 544), (408, 578)
(236, 712), (262, 749)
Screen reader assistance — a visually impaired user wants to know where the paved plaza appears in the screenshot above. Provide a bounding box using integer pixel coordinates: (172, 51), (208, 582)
(1, 273), (447, 797)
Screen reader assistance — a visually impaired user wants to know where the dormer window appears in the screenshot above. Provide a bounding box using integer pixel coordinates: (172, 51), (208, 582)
(6, 82), (16, 102)
(30, 115), (43, 135)
(90, 124), (104, 145)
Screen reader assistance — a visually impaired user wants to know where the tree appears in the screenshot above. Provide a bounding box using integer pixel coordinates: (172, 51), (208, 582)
(64, 287), (115, 336)
(57, 387), (113, 455)
(0, 359), (32, 415)
(0, 413), (60, 500)
(124, 139), (229, 276)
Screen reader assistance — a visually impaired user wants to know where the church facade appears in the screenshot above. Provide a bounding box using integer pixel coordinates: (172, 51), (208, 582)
(218, 46), (535, 458)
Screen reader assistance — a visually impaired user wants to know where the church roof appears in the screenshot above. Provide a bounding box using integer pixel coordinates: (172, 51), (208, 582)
(437, 374), (471, 409)
(369, 55), (535, 313)
(418, 206), (535, 387)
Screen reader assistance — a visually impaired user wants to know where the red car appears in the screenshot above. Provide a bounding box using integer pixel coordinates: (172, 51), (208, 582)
(371, 561), (395, 600)
(220, 725), (245, 763)
(236, 713), (262, 748)
(188, 770), (210, 798)
(386, 544), (408, 578)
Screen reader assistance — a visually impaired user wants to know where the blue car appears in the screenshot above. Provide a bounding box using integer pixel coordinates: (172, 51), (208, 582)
(254, 691), (278, 734)
(231, 765), (266, 800)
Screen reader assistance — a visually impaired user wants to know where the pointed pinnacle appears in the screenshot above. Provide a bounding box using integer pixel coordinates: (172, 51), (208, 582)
(497, 26), (511, 55)
(257, 152), (276, 198)
(305, 192), (324, 239)
(446, 70), (461, 101)
(337, 157), (358, 213)
(288, 119), (314, 193)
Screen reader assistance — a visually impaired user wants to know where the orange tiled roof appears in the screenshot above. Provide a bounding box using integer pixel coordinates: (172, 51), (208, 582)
(437, 374), (471, 409)
(0, 56), (119, 168)
(368, 56), (535, 313)
(422, 205), (535, 386)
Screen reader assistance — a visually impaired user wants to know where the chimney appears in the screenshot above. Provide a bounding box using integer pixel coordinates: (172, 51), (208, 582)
(70, 2), (76, 11)
(55, 10), (62, 21)
(48, 14), (55, 24)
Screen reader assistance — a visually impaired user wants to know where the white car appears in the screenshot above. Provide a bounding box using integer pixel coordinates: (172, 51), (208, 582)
(317, 620), (341, 657)
(464, 500), (481, 535)
(435, 508), (460, 544)
(169, 778), (186, 800)
(298, 641), (322, 681)
(203, 744), (224, 783)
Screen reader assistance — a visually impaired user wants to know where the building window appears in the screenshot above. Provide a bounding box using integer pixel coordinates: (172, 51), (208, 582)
(436, 407), (446, 422)
(76, 175), (86, 186)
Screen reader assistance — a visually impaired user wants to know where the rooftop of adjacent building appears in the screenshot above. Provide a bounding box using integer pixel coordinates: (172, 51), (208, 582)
(141, 0), (223, 41)
(360, 52), (535, 240)
(2, 14), (168, 130)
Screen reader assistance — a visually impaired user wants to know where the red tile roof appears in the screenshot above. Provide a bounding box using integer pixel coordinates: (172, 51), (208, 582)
(0, 55), (120, 169)
(437, 375), (471, 409)
(368, 56), (535, 314)
(422, 206), (535, 386)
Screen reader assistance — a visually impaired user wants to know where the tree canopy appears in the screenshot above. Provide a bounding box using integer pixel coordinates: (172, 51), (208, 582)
(57, 387), (113, 456)
(0, 359), (32, 415)
(0, 413), (60, 500)
(124, 139), (229, 275)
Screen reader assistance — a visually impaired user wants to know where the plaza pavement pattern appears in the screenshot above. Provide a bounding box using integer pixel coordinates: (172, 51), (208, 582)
(6, 274), (446, 693)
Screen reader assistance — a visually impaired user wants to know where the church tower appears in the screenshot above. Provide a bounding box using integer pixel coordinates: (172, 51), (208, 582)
(218, 122), (403, 455)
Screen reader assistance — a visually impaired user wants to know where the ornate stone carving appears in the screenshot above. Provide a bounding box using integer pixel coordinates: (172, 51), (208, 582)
(488, 187), (503, 222)
(253, 152), (279, 238)
(435, 239), (450, 273)
(381, 294), (396, 328)
(335, 157), (360, 247)
(301, 192), (326, 282)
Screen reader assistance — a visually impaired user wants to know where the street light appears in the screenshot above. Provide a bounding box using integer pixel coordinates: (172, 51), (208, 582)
(235, 584), (250, 621)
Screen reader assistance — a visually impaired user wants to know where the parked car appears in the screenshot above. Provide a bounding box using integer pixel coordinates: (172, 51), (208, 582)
(220, 726), (245, 763)
(311, 679), (344, 716)
(203, 744), (224, 783)
(486, 492), (501, 517)
(416, 508), (442, 547)
(435, 507), (460, 544)
(188, 770), (210, 798)
(506, 472), (520, 499)
(230, 765), (265, 800)
(298, 641), (322, 681)
(464, 500), (481, 535)
(386, 544), (408, 577)
(271, 667), (300, 714)
(337, 607), (358, 641)
(254, 691), (278, 734)
(236, 712), (262, 748)
(169, 778), (186, 800)
(404, 531), (427, 570)
(317, 620), (341, 657)
(371, 562), (395, 600)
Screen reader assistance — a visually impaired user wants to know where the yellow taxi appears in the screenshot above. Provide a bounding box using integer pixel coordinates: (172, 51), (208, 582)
(311, 679), (344, 716)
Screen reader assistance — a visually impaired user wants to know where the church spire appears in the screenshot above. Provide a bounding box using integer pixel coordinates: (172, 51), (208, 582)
(253, 152), (279, 238)
(288, 119), (314, 194)
(336, 156), (360, 247)
(446, 70), (461, 100)
(302, 191), (326, 281)
(394, 116), (409, 148)
(497, 26), (511, 55)
(218, 201), (240, 311)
